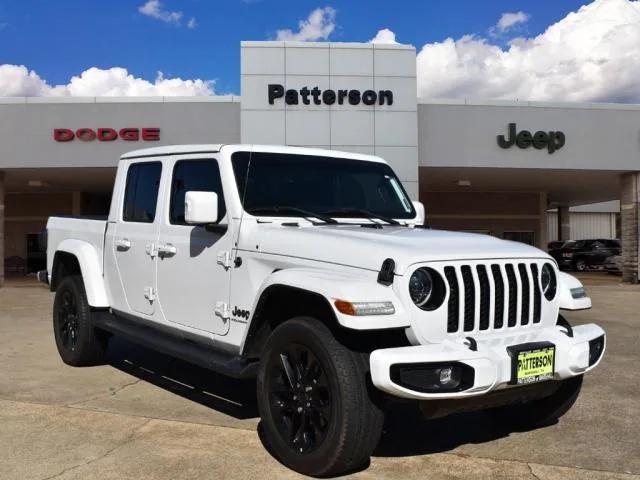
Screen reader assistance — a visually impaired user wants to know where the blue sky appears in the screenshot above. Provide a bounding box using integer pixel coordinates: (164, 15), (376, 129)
(0, 0), (591, 94)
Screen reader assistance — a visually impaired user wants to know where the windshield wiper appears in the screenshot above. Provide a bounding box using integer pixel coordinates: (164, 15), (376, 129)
(322, 208), (401, 225)
(246, 206), (338, 224)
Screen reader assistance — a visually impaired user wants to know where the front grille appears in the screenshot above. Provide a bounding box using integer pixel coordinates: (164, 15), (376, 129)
(446, 262), (543, 333)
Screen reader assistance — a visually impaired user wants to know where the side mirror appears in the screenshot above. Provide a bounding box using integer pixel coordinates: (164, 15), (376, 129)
(412, 201), (425, 226)
(185, 191), (219, 225)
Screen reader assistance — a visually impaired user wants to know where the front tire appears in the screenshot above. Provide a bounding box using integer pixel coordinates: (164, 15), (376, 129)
(53, 275), (108, 366)
(257, 317), (383, 477)
(489, 375), (583, 429)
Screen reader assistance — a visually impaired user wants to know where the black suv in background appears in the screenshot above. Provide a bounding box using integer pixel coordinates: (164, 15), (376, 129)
(549, 239), (621, 271)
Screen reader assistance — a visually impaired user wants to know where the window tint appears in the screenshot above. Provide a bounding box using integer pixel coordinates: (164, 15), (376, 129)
(232, 152), (415, 219)
(123, 162), (162, 223)
(170, 159), (226, 225)
(605, 240), (620, 248)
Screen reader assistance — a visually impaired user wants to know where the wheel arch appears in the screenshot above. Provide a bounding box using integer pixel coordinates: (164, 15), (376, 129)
(51, 240), (109, 307)
(241, 284), (339, 358)
(240, 268), (412, 358)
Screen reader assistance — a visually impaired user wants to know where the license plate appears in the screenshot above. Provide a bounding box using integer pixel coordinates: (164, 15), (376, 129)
(508, 343), (555, 385)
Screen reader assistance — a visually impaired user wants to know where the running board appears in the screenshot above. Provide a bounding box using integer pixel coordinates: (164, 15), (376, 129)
(92, 310), (258, 379)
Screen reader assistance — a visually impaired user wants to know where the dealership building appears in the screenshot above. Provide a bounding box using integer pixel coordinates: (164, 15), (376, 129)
(0, 41), (638, 285)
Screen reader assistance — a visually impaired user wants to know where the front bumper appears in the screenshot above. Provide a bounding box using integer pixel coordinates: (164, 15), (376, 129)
(370, 323), (605, 400)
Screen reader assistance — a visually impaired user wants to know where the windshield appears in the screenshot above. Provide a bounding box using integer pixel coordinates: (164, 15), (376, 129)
(232, 152), (416, 220)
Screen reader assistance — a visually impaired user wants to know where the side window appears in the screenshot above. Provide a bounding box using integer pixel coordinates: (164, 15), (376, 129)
(170, 159), (226, 225)
(123, 162), (162, 223)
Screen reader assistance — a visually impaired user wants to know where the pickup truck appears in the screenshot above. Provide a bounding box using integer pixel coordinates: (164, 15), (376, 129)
(42, 144), (605, 477)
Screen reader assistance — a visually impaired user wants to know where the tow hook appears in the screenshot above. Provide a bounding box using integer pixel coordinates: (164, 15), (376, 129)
(464, 336), (478, 351)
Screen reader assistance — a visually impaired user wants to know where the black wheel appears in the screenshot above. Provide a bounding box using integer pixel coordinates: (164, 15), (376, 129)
(574, 258), (587, 271)
(489, 375), (583, 429)
(257, 317), (383, 477)
(53, 275), (108, 366)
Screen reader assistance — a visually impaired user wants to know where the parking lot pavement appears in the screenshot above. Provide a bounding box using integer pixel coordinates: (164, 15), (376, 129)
(1, 274), (639, 480)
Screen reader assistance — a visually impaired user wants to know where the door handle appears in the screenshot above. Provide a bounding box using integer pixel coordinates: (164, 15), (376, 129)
(115, 238), (131, 251)
(157, 243), (177, 257)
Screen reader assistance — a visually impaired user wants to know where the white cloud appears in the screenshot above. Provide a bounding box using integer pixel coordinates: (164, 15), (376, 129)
(275, 7), (336, 41)
(0, 65), (50, 96)
(417, 0), (640, 103)
(496, 11), (529, 33)
(138, 0), (196, 28)
(370, 28), (398, 44)
(0, 65), (215, 97)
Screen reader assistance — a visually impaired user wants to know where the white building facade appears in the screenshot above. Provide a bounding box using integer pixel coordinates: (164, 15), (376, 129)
(0, 41), (637, 284)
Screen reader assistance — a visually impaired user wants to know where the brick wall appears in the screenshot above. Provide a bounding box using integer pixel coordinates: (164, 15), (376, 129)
(0, 171), (4, 287)
(621, 173), (639, 283)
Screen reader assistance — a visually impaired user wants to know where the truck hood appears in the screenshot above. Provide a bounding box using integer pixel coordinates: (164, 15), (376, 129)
(253, 224), (552, 274)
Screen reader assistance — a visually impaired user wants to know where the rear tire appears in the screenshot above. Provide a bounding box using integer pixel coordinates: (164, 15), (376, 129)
(489, 375), (583, 429)
(574, 258), (587, 271)
(257, 317), (383, 477)
(53, 275), (108, 366)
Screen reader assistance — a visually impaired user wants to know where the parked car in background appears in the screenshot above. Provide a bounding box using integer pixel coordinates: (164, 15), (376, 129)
(605, 255), (623, 275)
(547, 240), (566, 251)
(550, 239), (621, 271)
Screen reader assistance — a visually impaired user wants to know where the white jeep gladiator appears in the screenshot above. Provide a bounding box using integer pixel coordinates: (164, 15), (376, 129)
(42, 144), (605, 477)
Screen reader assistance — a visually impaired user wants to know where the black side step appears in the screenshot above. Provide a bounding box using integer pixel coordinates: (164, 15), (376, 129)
(92, 310), (258, 379)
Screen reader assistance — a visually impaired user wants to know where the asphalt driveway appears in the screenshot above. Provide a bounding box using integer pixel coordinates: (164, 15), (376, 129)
(0, 273), (638, 480)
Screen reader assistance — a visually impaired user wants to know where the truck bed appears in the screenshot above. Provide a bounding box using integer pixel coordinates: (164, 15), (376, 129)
(46, 216), (108, 279)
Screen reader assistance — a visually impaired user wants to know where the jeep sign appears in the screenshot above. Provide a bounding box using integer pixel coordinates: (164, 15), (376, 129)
(497, 123), (565, 154)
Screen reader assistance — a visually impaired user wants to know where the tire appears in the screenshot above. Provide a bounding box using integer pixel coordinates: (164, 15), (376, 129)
(489, 375), (583, 429)
(257, 317), (383, 477)
(574, 258), (587, 271)
(53, 275), (108, 366)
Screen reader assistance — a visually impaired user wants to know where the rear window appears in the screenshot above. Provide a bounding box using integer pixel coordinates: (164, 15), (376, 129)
(123, 162), (162, 223)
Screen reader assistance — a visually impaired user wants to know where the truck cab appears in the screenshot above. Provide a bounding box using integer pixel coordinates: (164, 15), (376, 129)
(44, 144), (606, 477)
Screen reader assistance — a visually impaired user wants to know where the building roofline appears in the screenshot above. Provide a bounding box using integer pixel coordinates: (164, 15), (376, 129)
(240, 40), (415, 51)
(0, 95), (241, 105)
(418, 97), (640, 111)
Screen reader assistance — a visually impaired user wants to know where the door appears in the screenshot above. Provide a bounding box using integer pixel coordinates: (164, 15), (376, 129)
(156, 158), (232, 335)
(112, 161), (163, 316)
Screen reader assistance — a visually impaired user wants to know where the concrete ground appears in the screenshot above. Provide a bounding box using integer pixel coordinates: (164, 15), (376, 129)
(0, 273), (638, 480)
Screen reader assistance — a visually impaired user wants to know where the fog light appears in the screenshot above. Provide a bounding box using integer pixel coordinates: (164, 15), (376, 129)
(389, 362), (473, 393)
(438, 367), (460, 387)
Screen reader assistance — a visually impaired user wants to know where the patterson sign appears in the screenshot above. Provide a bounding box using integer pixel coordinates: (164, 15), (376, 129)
(497, 123), (565, 154)
(268, 84), (393, 106)
(54, 127), (160, 142)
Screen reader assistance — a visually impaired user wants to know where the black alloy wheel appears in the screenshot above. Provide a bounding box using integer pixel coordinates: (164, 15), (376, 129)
(256, 317), (384, 477)
(56, 289), (80, 351)
(268, 344), (332, 454)
(53, 275), (107, 366)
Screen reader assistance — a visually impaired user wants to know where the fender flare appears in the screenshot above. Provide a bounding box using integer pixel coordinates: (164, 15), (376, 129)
(557, 271), (592, 310)
(53, 239), (110, 307)
(248, 268), (410, 331)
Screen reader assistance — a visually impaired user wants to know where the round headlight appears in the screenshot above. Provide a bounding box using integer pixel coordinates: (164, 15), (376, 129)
(409, 269), (433, 307)
(541, 263), (557, 300)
